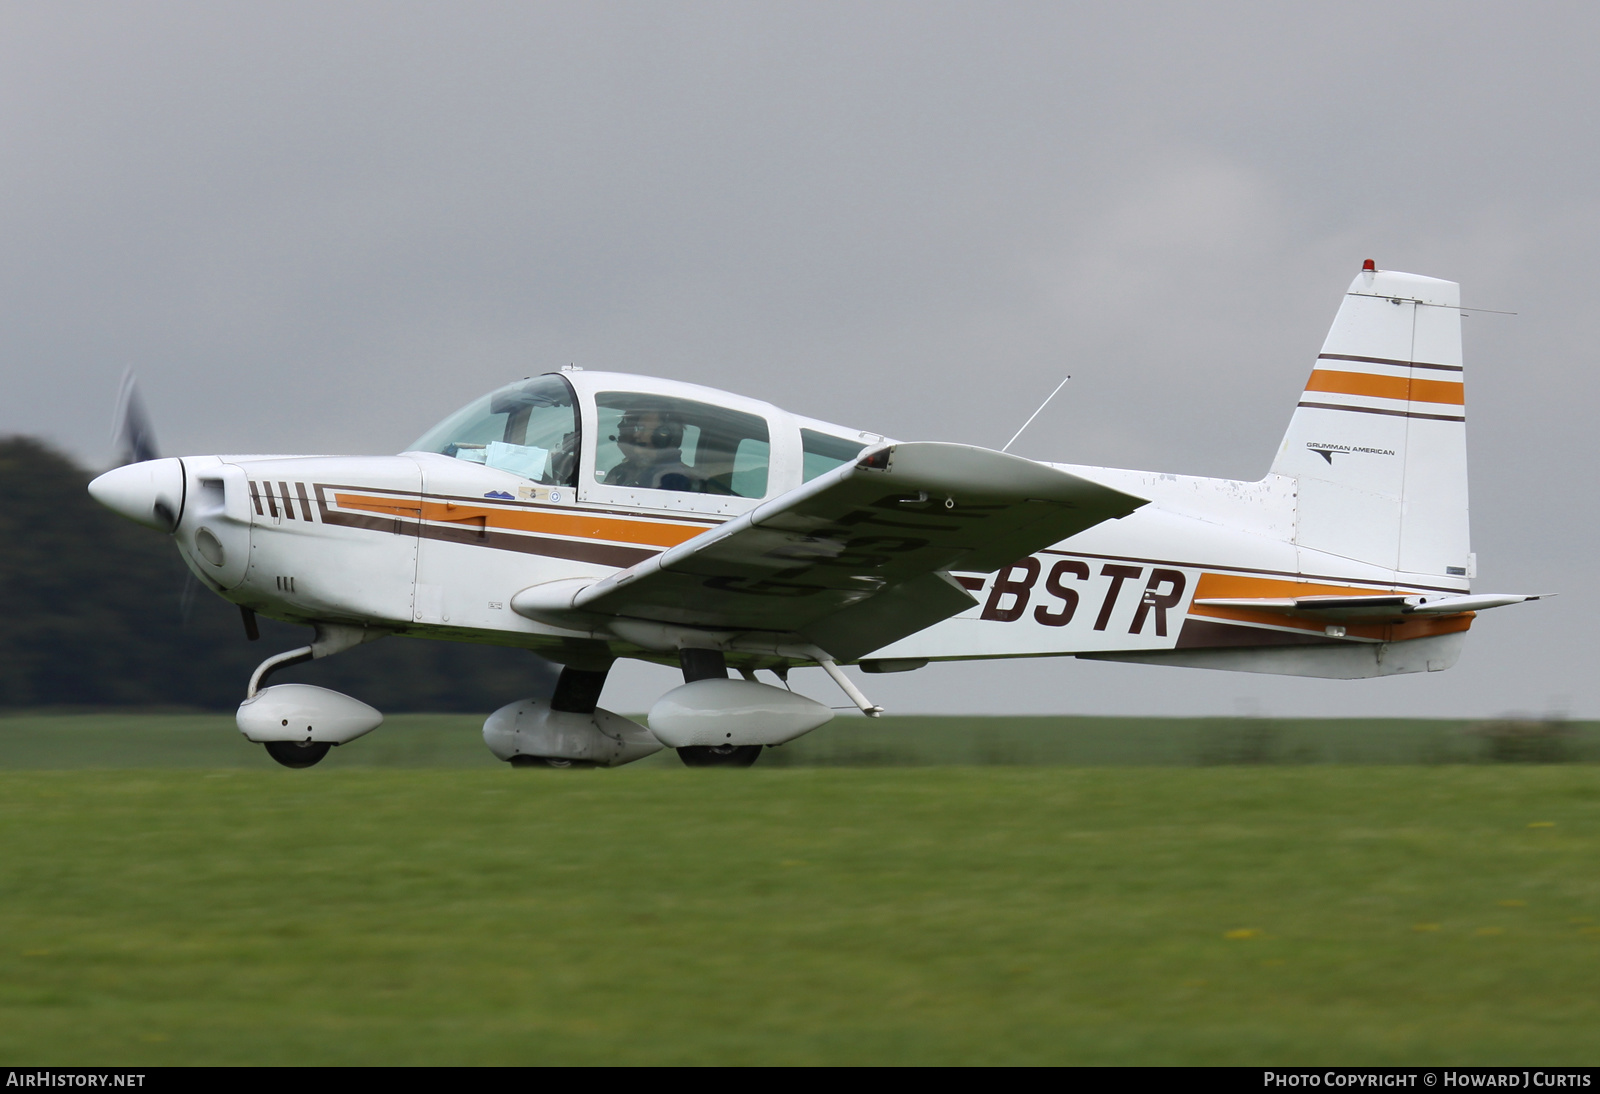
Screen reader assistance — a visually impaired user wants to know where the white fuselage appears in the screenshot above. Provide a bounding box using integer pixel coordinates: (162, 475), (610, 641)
(175, 423), (1472, 682)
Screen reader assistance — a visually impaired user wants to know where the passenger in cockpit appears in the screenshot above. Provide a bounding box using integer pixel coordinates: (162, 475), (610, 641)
(604, 409), (700, 491)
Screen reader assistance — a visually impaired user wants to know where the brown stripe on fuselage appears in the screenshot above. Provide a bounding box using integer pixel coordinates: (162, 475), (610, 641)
(1187, 573), (1475, 642)
(310, 483), (678, 567)
(420, 491), (723, 526)
(413, 498), (707, 549)
(1175, 618), (1344, 649)
(328, 491), (706, 549)
(418, 520), (655, 567)
(312, 483), (419, 535)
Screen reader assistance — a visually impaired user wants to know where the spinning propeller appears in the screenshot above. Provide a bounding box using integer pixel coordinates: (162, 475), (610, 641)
(113, 369), (160, 467)
(89, 371), (186, 533)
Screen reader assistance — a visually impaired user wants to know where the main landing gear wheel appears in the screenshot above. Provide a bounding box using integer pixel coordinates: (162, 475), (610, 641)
(677, 744), (762, 768)
(264, 741), (331, 769)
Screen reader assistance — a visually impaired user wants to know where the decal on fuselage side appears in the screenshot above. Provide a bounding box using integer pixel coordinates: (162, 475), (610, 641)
(249, 479), (318, 522)
(247, 479), (1479, 658)
(978, 557), (1188, 637)
(914, 551), (1478, 661)
(308, 483), (717, 569)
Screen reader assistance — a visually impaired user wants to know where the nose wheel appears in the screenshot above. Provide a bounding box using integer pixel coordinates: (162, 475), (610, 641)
(264, 741), (331, 769)
(677, 744), (762, 767)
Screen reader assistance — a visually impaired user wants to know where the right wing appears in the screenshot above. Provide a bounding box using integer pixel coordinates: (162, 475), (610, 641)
(513, 441), (1146, 660)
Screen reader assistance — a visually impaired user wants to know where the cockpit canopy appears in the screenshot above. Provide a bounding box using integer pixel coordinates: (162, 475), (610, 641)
(409, 371), (878, 509)
(409, 374), (580, 486)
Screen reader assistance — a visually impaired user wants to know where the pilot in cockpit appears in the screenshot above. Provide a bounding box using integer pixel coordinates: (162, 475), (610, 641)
(604, 408), (699, 492)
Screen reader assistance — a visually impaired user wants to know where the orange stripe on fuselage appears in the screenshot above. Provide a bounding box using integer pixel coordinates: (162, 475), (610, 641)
(1304, 369), (1465, 406)
(1187, 573), (1474, 641)
(333, 493), (706, 549)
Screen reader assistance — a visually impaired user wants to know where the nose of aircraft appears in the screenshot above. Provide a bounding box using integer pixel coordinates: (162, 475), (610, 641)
(88, 457), (186, 532)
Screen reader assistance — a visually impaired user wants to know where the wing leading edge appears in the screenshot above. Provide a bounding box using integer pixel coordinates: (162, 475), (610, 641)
(512, 442), (1146, 660)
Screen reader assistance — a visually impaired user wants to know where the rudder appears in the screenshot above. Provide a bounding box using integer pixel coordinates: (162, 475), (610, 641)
(1270, 264), (1471, 581)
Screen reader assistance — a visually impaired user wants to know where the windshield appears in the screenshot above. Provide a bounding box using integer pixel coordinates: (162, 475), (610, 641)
(594, 391), (769, 498)
(407, 374), (579, 486)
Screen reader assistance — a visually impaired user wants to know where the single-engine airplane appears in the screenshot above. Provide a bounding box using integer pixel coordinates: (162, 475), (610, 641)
(89, 263), (1542, 769)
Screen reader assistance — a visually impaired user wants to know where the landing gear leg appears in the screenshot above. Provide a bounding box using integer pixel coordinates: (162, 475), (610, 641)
(507, 663), (612, 769)
(550, 665), (611, 714)
(246, 624), (388, 770)
(674, 648), (763, 768)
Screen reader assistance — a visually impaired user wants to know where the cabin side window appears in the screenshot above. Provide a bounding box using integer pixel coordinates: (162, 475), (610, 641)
(801, 429), (867, 483)
(593, 392), (770, 499)
(407, 374), (580, 486)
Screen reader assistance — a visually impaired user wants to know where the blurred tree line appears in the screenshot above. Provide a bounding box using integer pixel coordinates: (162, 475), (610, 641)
(0, 438), (557, 711)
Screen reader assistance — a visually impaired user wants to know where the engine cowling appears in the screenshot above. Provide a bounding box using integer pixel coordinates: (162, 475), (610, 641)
(483, 698), (662, 767)
(648, 678), (833, 748)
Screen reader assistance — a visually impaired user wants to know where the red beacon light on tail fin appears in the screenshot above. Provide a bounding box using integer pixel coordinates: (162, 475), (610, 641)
(1362, 259), (1376, 271)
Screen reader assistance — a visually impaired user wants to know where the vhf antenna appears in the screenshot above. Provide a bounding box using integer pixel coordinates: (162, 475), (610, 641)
(1000, 374), (1071, 454)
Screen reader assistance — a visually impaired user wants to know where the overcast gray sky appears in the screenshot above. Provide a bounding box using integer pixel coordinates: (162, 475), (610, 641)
(3, 1), (1592, 717)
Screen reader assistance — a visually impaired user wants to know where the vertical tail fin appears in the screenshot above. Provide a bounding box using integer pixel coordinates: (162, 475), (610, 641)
(1270, 265), (1471, 581)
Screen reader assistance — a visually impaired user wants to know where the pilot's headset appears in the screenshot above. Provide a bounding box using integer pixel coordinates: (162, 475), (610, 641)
(616, 409), (683, 451)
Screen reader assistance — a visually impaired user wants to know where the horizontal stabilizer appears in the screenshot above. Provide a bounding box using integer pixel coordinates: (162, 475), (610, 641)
(1192, 592), (1547, 624)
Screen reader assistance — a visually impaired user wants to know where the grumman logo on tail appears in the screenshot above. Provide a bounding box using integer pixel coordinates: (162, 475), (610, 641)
(1306, 441), (1397, 464)
(85, 261), (1546, 772)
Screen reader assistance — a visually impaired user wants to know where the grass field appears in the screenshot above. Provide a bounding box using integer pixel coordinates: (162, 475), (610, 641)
(4, 711), (1597, 768)
(3, 725), (1600, 1064)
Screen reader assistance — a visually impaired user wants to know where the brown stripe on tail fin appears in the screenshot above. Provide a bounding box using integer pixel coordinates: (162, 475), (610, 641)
(1269, 265), (1471, 582)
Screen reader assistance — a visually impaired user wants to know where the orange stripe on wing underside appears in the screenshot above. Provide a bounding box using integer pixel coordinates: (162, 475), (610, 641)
(1304, 369), (1465, 406)
(333, 493), (706, 549)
